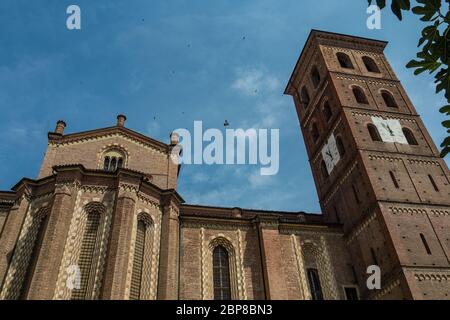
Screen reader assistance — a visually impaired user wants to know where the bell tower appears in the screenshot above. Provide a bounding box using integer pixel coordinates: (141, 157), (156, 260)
(285, 30), (450, 300)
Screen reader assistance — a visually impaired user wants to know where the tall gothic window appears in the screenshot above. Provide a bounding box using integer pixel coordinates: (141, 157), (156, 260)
(130, 220), (147, 300)
(19, 214), (49, 299)
(353, 86), (369, 104)
(213, 246), (231, 300)
(362, 56), (380, 73)
(71, 211), (101, 300)
(336, 52), (354, 69)
(307, 268), (324, 300)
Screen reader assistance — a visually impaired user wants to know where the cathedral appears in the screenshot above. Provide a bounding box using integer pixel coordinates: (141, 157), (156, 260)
(0, 30), (449, 300)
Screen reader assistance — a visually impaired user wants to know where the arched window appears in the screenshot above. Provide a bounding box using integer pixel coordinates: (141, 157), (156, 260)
(311, 66), (321, 88)
(129, 215), (154, 300)
(300, 86), (310, 107)
(311, 123), (320, 143)
(322, 101), (333, 122)
(368, 124), (382, 142)
(336, 137), (346, 156)
(381, 90), (398, 108)
(307, 268), (324, 300)
(0, 209), (50, 300)
(336, 52), (354, 69)
(362, 56), (380, 73)
(213, 246), (231, 300)
(130, 220), (146, 300)
(19, 214), (49, 300)
(321, 161), (329, 179)
(402, 128), (418, 145)
(103, 150), (125, 171)
(71, 211), (101, 300)
(352, 87), (369, 104)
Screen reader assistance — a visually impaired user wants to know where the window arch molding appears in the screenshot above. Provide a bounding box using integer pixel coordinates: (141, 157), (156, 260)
(202, 235), (246, 300)
(70, 202), (109, 300)
(0, 206), (50, 300)
(128, 212), (155, 300)
(53, 201), (112, 300)
(295, 239), (339, 300)
(97, 145), (129, 170)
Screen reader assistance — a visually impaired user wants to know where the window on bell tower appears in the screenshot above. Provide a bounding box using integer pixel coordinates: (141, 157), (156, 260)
(381, 90), (398, 108)
(336, 52), (354, 69)
(367, 124), (382, 142)
(352, 86), (369, 105)
(310, 66), (321, 88)
(402, 128), (418, 145)
(362, 56), (380, 73)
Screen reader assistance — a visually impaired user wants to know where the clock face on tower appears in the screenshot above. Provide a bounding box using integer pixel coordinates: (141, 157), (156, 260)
(321, 133), (341, 174)
(371, 116), (408, 144)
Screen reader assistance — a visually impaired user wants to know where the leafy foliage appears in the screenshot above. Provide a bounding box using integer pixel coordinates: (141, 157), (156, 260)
(368, 0), (450, 158)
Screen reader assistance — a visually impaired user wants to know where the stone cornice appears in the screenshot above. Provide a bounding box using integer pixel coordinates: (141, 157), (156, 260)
(48, 126), (169, 154)
(285, 30), (387, 95)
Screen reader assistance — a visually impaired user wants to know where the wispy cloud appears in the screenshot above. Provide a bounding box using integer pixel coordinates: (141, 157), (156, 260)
(232, 68), (280, 96)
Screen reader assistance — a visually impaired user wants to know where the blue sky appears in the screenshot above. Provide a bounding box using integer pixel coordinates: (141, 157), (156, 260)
(0, 0), (448, 213)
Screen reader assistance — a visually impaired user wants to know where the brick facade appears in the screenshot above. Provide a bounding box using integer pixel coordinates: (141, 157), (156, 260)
(0, 30), (448, 300)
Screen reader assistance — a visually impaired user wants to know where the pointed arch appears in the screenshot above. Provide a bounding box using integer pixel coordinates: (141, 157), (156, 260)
(299, 240), (338, 300)
(205, 236), (245, 300)
(70, 202), (107, 300)
(129, 213), (154, 300)
(0, 207), (50, 300)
